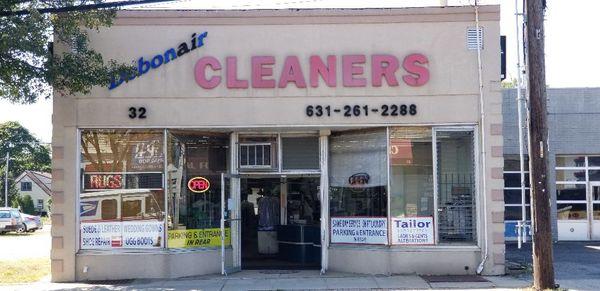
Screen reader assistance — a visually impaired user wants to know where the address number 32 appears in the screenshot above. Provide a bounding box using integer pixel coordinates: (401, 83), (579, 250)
(128, 107), (147, 119)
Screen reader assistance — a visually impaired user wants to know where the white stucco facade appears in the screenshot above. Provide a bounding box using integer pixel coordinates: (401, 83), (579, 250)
(51, 6), (505, 282)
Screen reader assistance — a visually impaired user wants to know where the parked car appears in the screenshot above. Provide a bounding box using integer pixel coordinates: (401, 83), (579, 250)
(21, 213), (43, 232)
(0, 207), (25, 235)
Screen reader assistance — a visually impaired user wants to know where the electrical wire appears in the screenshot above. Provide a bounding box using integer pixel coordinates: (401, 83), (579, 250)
(0, 0), (179, 17)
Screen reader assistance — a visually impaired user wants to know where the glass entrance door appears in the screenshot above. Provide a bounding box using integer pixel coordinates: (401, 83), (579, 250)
(590, 183), (600, 240)
(221, 173), (241, 275)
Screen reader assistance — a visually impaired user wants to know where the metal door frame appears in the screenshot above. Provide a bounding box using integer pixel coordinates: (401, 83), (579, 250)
(221, 173), (241, 275)
(588, 182), (600, 239)
(432, 126), (478, 245)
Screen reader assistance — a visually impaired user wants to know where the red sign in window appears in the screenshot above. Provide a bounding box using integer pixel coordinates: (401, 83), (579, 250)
(88, 174), (123, 189)
(188, 177), (210, 193)
(390, 139), (414, 165)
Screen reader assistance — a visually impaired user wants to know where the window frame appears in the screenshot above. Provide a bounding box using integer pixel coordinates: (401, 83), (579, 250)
(76, 126), (483, 252)
(77, 129), (168, 252)
(237, 132), (321, 175)
(21, 181), (32, 191)
(555, 155), (600, 225)
(281, 135), (320, 171)
(503, 170), (531, 219)
(329, 125), (480, 247)
(239, 142), (273, 169)
(432, 126), (478, 246)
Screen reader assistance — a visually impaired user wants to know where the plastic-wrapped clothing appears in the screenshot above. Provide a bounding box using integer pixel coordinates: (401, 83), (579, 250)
(258, 196), (280, 230)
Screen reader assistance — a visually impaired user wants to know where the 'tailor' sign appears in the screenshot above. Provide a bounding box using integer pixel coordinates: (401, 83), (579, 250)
(194, 54), (429, 89)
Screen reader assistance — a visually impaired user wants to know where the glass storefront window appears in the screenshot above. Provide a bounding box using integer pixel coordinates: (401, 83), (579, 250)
(503, 173), (531, 187)
(556, 184), (587, 201)
(504, 206), (522, 221)
(504, 206), (531, 221)
(166, 130), (230, 248)
(389, 127), (433, 218)
(503, 155), (531, 236)
(556, 156), (586, 168)
(557, 203), (587, 220)
(588, 170), (600, 181)
(79, 129), (166, 250)
(329, 129), (388, 217)
(504, 189), (523, 204)
(329, 129), (388, 245)
(436, 130), (476, 244)
(328, 127), (477, 246)
(281, 136), (319, 170)
(555, 170), (586, 182)
(504, 155), (529, 171)
(588, 157), (600, 167)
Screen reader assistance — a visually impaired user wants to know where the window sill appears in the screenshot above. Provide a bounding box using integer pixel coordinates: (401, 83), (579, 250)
(329, 244), (480, 252)
(77, 247), (223, 255)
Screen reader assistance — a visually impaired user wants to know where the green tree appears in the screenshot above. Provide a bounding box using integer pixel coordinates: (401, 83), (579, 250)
(16, 194), (36, 215)
(0, 1), (144, 104)
(0, 121), (51, 206)
(501, 77), (518, 88)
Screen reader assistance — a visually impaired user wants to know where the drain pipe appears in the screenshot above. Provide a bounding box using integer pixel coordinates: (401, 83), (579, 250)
(473, 0), (489, 275)
(514, 0), (528, 249)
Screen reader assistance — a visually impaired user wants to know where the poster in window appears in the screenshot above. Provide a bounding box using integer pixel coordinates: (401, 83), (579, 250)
(391, 216), (435, 245)
(390, 139), (414, 165)
(80, 220), (165, 249)
(129, 135), (164, 171)
(167, 228), (231, 248)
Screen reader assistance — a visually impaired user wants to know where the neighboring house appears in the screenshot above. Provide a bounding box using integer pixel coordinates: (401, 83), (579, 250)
(15, 170), (52, 216)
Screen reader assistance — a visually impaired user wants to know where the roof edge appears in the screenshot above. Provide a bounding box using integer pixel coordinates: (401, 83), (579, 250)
(114, 5), (500, 21)
(20, 170), (52, 197)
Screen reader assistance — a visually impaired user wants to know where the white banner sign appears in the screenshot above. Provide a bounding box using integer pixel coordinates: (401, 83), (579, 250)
(81, 220), (165, 249)
(122, 220), (165, 248)
(81, 221), (121, 249)
(331, 217), (387, 244)
(391, 216), (435, 245)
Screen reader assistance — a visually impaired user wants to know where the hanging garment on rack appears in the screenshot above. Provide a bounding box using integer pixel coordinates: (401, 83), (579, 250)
(258, 196), (280, 230)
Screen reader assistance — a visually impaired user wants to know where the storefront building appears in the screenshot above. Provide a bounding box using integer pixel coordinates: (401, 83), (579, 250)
(50, 6), (504, 282)
(503, 87), (600, 242)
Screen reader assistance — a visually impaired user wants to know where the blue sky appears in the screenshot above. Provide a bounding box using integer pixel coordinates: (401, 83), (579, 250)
(1, 0), (598, 143)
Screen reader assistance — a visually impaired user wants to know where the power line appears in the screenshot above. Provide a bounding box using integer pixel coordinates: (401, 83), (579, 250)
(0, 0), (180, 17)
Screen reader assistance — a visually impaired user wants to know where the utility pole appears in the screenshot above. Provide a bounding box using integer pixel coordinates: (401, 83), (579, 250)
(4, 152), (8, 207)
(525, 0), (555, 289)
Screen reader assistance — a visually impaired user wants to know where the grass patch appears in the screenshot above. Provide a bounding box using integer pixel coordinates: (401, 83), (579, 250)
(0, 258), (50, 284)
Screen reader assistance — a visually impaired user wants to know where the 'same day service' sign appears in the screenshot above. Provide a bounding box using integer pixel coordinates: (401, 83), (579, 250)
(331, 217), (387, 244)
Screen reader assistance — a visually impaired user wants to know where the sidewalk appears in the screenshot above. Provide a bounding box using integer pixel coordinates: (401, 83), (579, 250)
(1, 270), (532, 291)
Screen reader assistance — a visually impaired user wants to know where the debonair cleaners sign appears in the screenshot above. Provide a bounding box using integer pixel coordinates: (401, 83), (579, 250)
(107, 30), (429, 91)
(109, 31), (209, 90)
